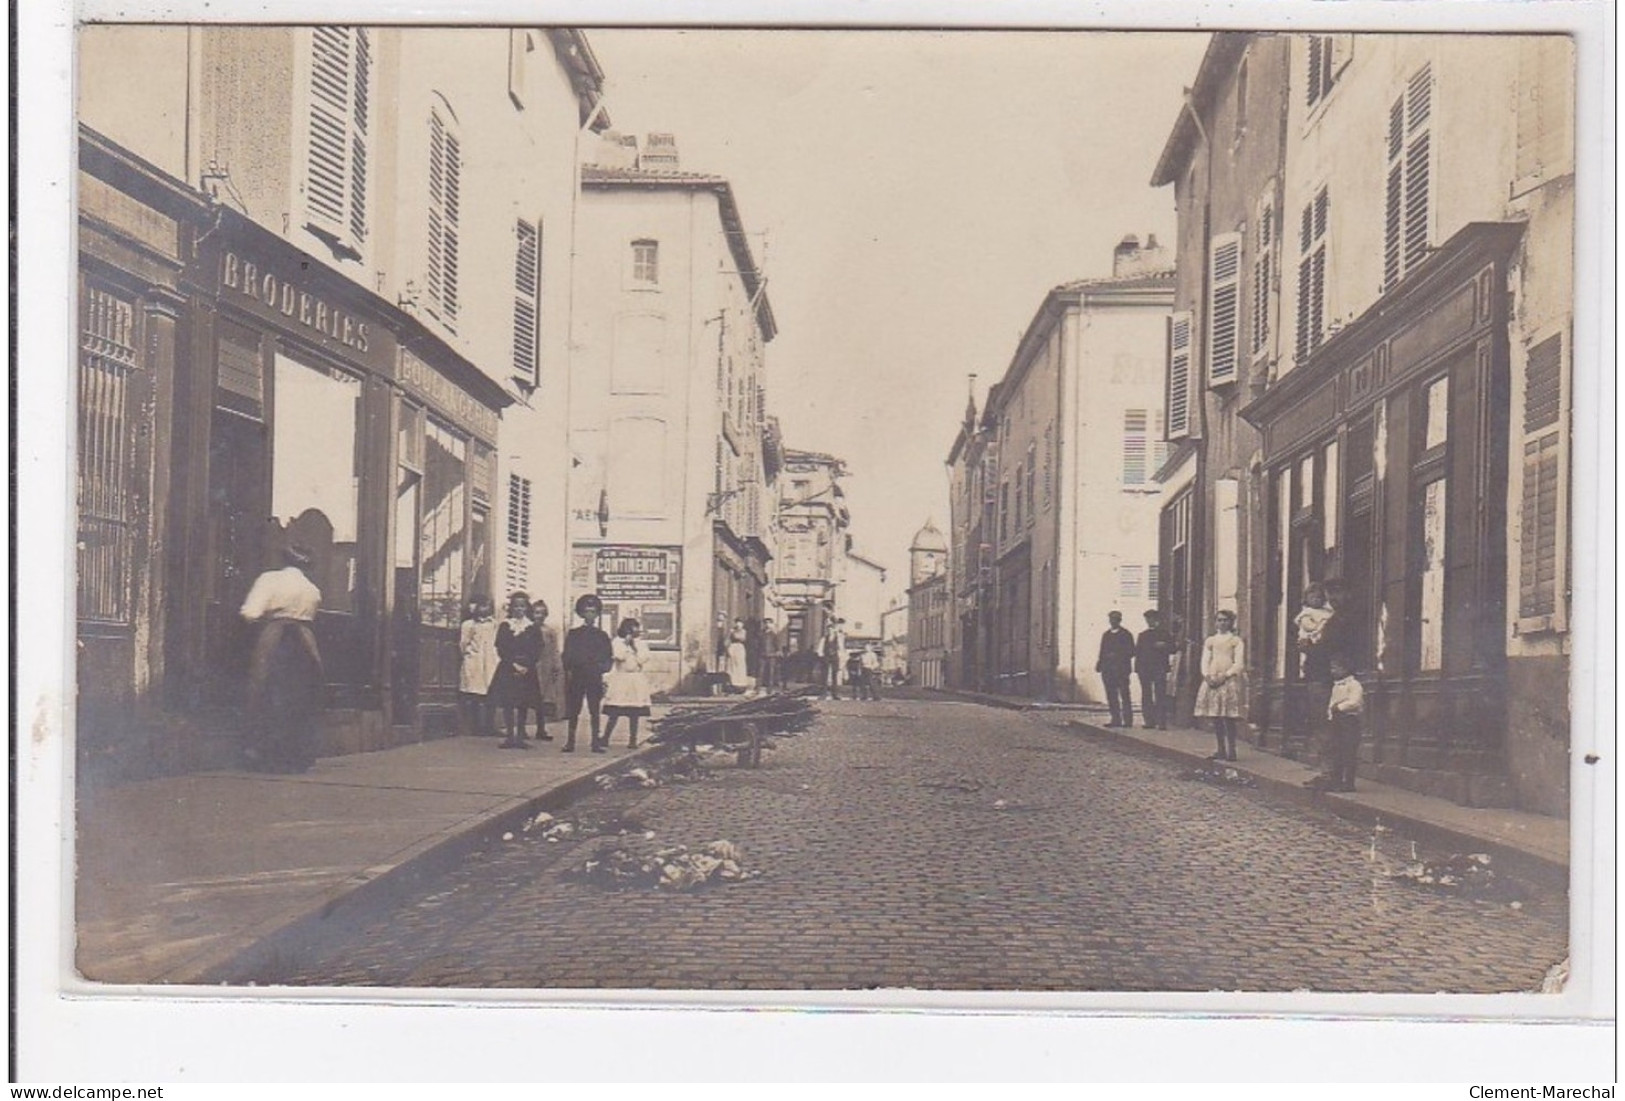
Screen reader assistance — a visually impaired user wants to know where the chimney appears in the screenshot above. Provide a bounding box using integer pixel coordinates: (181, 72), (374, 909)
(640, 132), (679, 170)
(1113, 232), (1172, 279)
(591, 130), (640, 170)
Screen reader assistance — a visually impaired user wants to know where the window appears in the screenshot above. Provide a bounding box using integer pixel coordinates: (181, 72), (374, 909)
(1417, 477), (1448, 671)
(304, 26), (372, 256)
(1025, 443), (1037, 524)
(420, 418), (467, 628)
(631, 239), (659, 286)
(77, 285), (140, 624)
(1305, 35), (1350, 110)
(1117, 565), (1145, 601)
(426, 102), (462, 329)
(1152, 409), (1170, 479)
(1042, 424), (1054, 508)
(1122, 409), (1150, 487)
(1167, 311), (1193, 438)
(272, 355), (362, 613)
(506, 473), (532, 590)
(1295, 186), (1329, 363)
(1252, 194), (1275, 359)
(999, 481), (1009, 543)
(1519, 332), (1567, 630)
(1013, 464), (1024, 530)
(1235, 58), (1249, 141)
(512, 219), (541, 386)
(1147, 564), (1160, 605)
(1208, 231), (1242, 385)
(1384, 63), (1434, 291)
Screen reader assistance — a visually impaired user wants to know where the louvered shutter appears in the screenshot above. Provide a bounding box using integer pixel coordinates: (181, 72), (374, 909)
(1295, 189), (1328, 362)
(1166, 311), (1192, 438)
(348, 29), (370, 245)
(1519, 334), (1565, 626)
(1383, 66), (1433, 291)
(1208, 233), (1242, 385)
(427, 108), (462, 329)
(1122, 410), (1149, 487)
(1251, 200), (1273, 357)
(512, 219), (540, 385)
(306, 27), (353, 239)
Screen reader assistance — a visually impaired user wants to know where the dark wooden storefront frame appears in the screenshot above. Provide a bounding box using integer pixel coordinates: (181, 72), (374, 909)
(1241, 222), (1523, 797)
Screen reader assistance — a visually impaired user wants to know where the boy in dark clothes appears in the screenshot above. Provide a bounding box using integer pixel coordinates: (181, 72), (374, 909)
(561, 593), (615, 753)
(1095, 611), (1136, 727)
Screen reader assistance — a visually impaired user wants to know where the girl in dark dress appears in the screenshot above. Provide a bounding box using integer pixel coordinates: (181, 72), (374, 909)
(489, 591), (546, 749)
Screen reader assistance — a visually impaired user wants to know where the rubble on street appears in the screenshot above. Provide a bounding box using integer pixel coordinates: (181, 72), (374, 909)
(573, 837), (760, 891)
(1177, 764), (1259, 788)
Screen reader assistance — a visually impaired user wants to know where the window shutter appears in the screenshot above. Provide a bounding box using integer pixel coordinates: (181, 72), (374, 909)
(1519, 334), (1565, 625)
(1122, 409), (1149, 487)
(1296, 188), (1329, 361)
(348, 29), (370, 246)
(306, 27), (353, 238)
(427, 108), (462, 329)
(512, 219), (540, 385)
(1252, 200), (1273, 357)
(1153, 408), (1170, 474)
(1166, 311), (1192, 438)
(443, 129), (462, 324)
(1208, 232), (1242, 385)
(1306, 36), (1324, 107)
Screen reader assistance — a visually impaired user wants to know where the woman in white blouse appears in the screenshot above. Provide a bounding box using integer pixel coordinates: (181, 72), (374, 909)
(1194, 608), (1247, 762)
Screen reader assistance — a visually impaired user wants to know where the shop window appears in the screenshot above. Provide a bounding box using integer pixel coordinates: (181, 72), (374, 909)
(631, 239), (659, 287)
(1122, 409), (1150, 487)
(271, 355), (362, 613)
(77, 285), (140, 624)
(1322, 439), (1340, 553)
(1417, 478), (1448, 671)
(1295, 187), (1329, 364)
(1423, 375), (1450, 452)
(1519, 332), (1567, 630)
(304, 26), (372, 257)
(1384, 63), (1434, 291)
(426, 100), (462, 330)
(512, 219), (541, 387)
(1214, 477), (1240, 608)
(1252, 193), (1275, 360)
(420, 418), (468, 628)
(1166, 312), (1192, 438)
(1208, 232), (1242, 385)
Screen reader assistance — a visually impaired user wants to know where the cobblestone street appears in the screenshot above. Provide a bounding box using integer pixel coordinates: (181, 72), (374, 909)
(236, 699), (1568, 993)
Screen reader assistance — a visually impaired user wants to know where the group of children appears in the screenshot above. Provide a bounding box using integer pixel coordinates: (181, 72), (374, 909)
(459, 592), (653, 754)
(1188, 580), (1363, 789)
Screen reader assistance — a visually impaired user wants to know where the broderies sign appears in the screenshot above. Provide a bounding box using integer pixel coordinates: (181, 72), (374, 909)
(220, 250), (372, 354)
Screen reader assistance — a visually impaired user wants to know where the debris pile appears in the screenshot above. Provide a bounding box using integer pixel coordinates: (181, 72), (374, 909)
(592, 754), (719, 791)
(573, 837), (760, 891)
(1386, 851), (1495, 890)
(520, 809), (652, 843)
(1178, 764), (1259, 787)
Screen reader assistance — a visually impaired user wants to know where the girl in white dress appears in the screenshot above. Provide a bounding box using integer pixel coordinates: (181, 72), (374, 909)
(603, 618), (653, 749)
(725, 618), (752, 693)
(1194, 608), (1247, 761)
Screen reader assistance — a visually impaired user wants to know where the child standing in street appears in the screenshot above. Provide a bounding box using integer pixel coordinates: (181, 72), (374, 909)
(603, 618), (653, 749)
(562, 593), (614, 753)
(489, 592), (545, 749)
(1194, 609), (1246, 762)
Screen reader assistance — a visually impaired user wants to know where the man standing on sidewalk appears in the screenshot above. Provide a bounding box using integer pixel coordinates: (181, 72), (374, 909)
(760, 617), (782, 691)
(1095, 610), (1136, 728)
(1301, 578), (1360, 791)
(1135, 609), (1175, 729)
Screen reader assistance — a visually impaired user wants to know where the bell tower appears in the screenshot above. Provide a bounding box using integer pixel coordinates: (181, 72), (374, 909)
(909, 519), (947, 588)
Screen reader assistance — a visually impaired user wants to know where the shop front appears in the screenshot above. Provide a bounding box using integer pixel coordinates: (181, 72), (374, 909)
(168, 208), (509, 756)
(1241, 222), (1523, 805)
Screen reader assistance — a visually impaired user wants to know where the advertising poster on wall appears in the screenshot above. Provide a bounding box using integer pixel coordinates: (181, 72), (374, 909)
(570, 544), (682, 649)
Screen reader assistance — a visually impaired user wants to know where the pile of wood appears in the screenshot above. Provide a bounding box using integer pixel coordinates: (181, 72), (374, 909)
(648, 693), (817, 766)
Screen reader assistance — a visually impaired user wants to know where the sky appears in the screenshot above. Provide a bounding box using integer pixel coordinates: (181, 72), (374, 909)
(587, 28), (1211, 598)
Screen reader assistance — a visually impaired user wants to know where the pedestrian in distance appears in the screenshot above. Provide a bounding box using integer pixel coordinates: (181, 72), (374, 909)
(562, 593), (614, 753)
(458, 594), (500, 737)
(603, 618), (653, 749)
(1095, 610), (1136, 727)
(1134, 608), (1175, 730)
(860, 644), (883, 701)
(1195, 609), (1247, 762)
(760, 617), (782, 691)
(531, 598), (566, 742)
(490, 592), (546, 749)
(822, 620), (845, 700)
(845, 647), (865, 698)
(239, 544), (326, 773)
(1301, 578), (1360, 791)
(726, 617), (752, 694)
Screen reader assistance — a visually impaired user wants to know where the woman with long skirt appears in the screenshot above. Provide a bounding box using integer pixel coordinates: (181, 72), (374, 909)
(489, 592), (546, 749)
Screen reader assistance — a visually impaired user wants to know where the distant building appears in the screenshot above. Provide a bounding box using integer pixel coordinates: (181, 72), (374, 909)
(879, 596), (910, 683)
(772, 448), (850, 663)
(906, 519), (950, 689)
(956, 240), (1174, 701)
(838, 545), (888, 651)
(569, 132), (779, 694)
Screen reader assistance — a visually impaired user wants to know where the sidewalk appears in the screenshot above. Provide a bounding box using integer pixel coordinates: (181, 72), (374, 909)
(932, 687), (1570, 887)
(74, 727), (667, 986)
